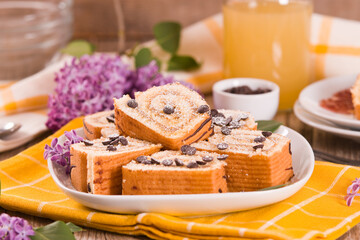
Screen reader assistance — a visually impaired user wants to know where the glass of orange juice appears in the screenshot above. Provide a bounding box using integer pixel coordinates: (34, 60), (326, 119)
(223, 0), (313, 110)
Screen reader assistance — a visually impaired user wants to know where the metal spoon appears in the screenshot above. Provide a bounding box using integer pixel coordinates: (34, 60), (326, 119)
(0, 122), (22, 138)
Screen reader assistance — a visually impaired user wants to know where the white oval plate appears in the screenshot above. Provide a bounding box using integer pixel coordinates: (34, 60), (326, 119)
(299, 74), (360, 129)
(294, 101), (360, 142)
(48, 127), (314, 216)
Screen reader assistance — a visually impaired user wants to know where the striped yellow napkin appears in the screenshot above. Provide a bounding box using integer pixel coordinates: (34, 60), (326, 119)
(1, 118), (360, 240)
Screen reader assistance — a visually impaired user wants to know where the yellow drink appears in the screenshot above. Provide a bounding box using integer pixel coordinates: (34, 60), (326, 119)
(223, 0), (312, 110)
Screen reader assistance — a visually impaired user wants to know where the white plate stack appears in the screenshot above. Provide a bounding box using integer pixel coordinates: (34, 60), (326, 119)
(295, 74), (360, 142)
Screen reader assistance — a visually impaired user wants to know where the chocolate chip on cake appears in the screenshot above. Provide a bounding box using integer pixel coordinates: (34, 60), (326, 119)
(127, 99), (138, 108)
(143, 159), (152, 165)
(221, 126), (231, 135)
(82, 140), (94, 146)
(210, 109), (218, 117)
(106, 145), (117, 151)
(262, 131), (272, 138)
(106, 115), (115, 123)
(224, 116), (233, 126)
(119, 136), (128, 146)
(213, 117), (226, 126)
(196, 160), (206, 165)
(197, 105), (209, 114)
(136, 156), (147, 163)
(218, 188), (223, 193)
(217, 143), (229, 150)
(181, 145), (196, 155)
(87, 183), (91, 193)
(174, 158), (184, 166)
(202, 156), (213, 162)
(109, 138), (120, 146)
(151, 158), (161, 165)
(217, 154), (228, 160)
(254, 136), (266, 143)
(214, 112), (226, 118)
(102, 139), (113, 145)
(222, 175), (228, 179)
(108, 134), (120, 140)
(162, 159), (173, 166)
(163, 105), (174, 114)
(253, 144), (264, 150)
(186, 161), (199, 168)
(235, 113), (249, 121)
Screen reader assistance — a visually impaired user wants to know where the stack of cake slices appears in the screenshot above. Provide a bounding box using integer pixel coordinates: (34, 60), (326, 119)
(70, 83), (293, 195)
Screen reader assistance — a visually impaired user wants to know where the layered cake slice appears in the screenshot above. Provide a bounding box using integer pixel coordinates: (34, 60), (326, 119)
(114, 83), (213, 150)
(122, 150), (227, 195)
(83, 110), (117, 140)
(70, 134), (162, 194)
(351, 75), (360, 120)
(191, 128), (293, 192)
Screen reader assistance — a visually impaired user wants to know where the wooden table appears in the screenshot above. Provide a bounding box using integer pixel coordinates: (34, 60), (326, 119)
(1, 107), (360, 239)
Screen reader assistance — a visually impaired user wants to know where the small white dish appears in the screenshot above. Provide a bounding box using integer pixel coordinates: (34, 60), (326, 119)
(48, 127), (314, 216)
(299, 74), (360, 129)
(294, 101), (360, 142)
(212, 78), (279, 120)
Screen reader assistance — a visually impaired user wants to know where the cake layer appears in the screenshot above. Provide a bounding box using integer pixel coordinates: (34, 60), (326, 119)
(351, 75), (360, 120)
(83, 110), (115, 140)
(114, 83), (213, 150)
(122, 150), (227, 195)
(191, 129), (293, 191)
(70, 135), (162, 194)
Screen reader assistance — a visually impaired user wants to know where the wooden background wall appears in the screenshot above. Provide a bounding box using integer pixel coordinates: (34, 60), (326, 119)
(72, 0), (360, 51)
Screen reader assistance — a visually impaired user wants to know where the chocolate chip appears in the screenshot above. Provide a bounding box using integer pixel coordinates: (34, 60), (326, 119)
(110, 138), (120, 146)
(214, 112), (226, 118)
(210, 109), (218, 117)
(253, 144), (264, 150)
(222, 175), (228, 179)
(221, 126), (231, 135)
(217, 143), (229, 150)
(197, 105), (209, 114)
(228, 121), (241, 129)
(213, 117), (226, 126)
(254, 136), (266, 143)
(127, 99), (138, 108)
(151, 158), (161, 165)
(163, 105), (174, 114)
(218, 188), (223, 193)
(202, 156), (213, 162)
(175, 158), (184, 166)
(262, 131), (272, 138)
(181, 145), (196, 155)
(87, 183), (91, 193)
(234, 113), (249, 121)
(83, 140), (94, 146)
(162, 159), (173, 166)
(289, 142), (292, 155)
(136, 156), (147, 163)
(132, 186), (137, 190)
(143, 160), (152, 165)
(108, 134), (120, 140)
(285, 167), (293, 170)
(107, 145), (117, 151)
(187, 161), (199, 168)
(217, 154), (228, 160)
(119, 136), (128, 146)
(102, 139), (113, 145)
(196, 160), (206, 165)
(224, 116), (233, 126)
(106, 116), (115, 123)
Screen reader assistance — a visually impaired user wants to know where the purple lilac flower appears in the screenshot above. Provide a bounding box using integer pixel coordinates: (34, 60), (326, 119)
(345, 178), (360, 206)
(47, 56), (199, 131)
(0, 214), (34, 240)
(44, 130), (83, 174)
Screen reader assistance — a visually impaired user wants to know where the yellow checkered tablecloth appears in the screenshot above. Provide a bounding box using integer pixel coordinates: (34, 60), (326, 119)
(1, 118), (360, 240)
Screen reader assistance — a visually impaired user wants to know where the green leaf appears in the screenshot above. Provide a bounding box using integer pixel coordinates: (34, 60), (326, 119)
(154, 22), (181, 54)
(61, 40), (95, 58)
(153, 57), (162, 70)
(167, 55), (200, 71)
(66, 223), (82, 233)
(256, 120), (282, 132)
(135, 48), (152, 68)
(31, 221), (79, 240)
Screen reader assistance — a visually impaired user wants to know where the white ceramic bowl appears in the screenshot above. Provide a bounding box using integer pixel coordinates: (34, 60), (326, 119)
(213, 78), (280, 120)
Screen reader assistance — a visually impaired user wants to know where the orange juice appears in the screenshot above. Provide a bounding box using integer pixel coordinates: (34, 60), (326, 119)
(223, 0), (312, 110)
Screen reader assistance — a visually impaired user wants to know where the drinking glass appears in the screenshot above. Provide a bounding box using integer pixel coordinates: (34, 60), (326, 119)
(223, 0), (313, 110)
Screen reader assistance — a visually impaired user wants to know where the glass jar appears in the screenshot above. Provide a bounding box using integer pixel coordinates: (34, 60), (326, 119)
(0, 0), (73, 80)
(223, 0), (313, 110)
